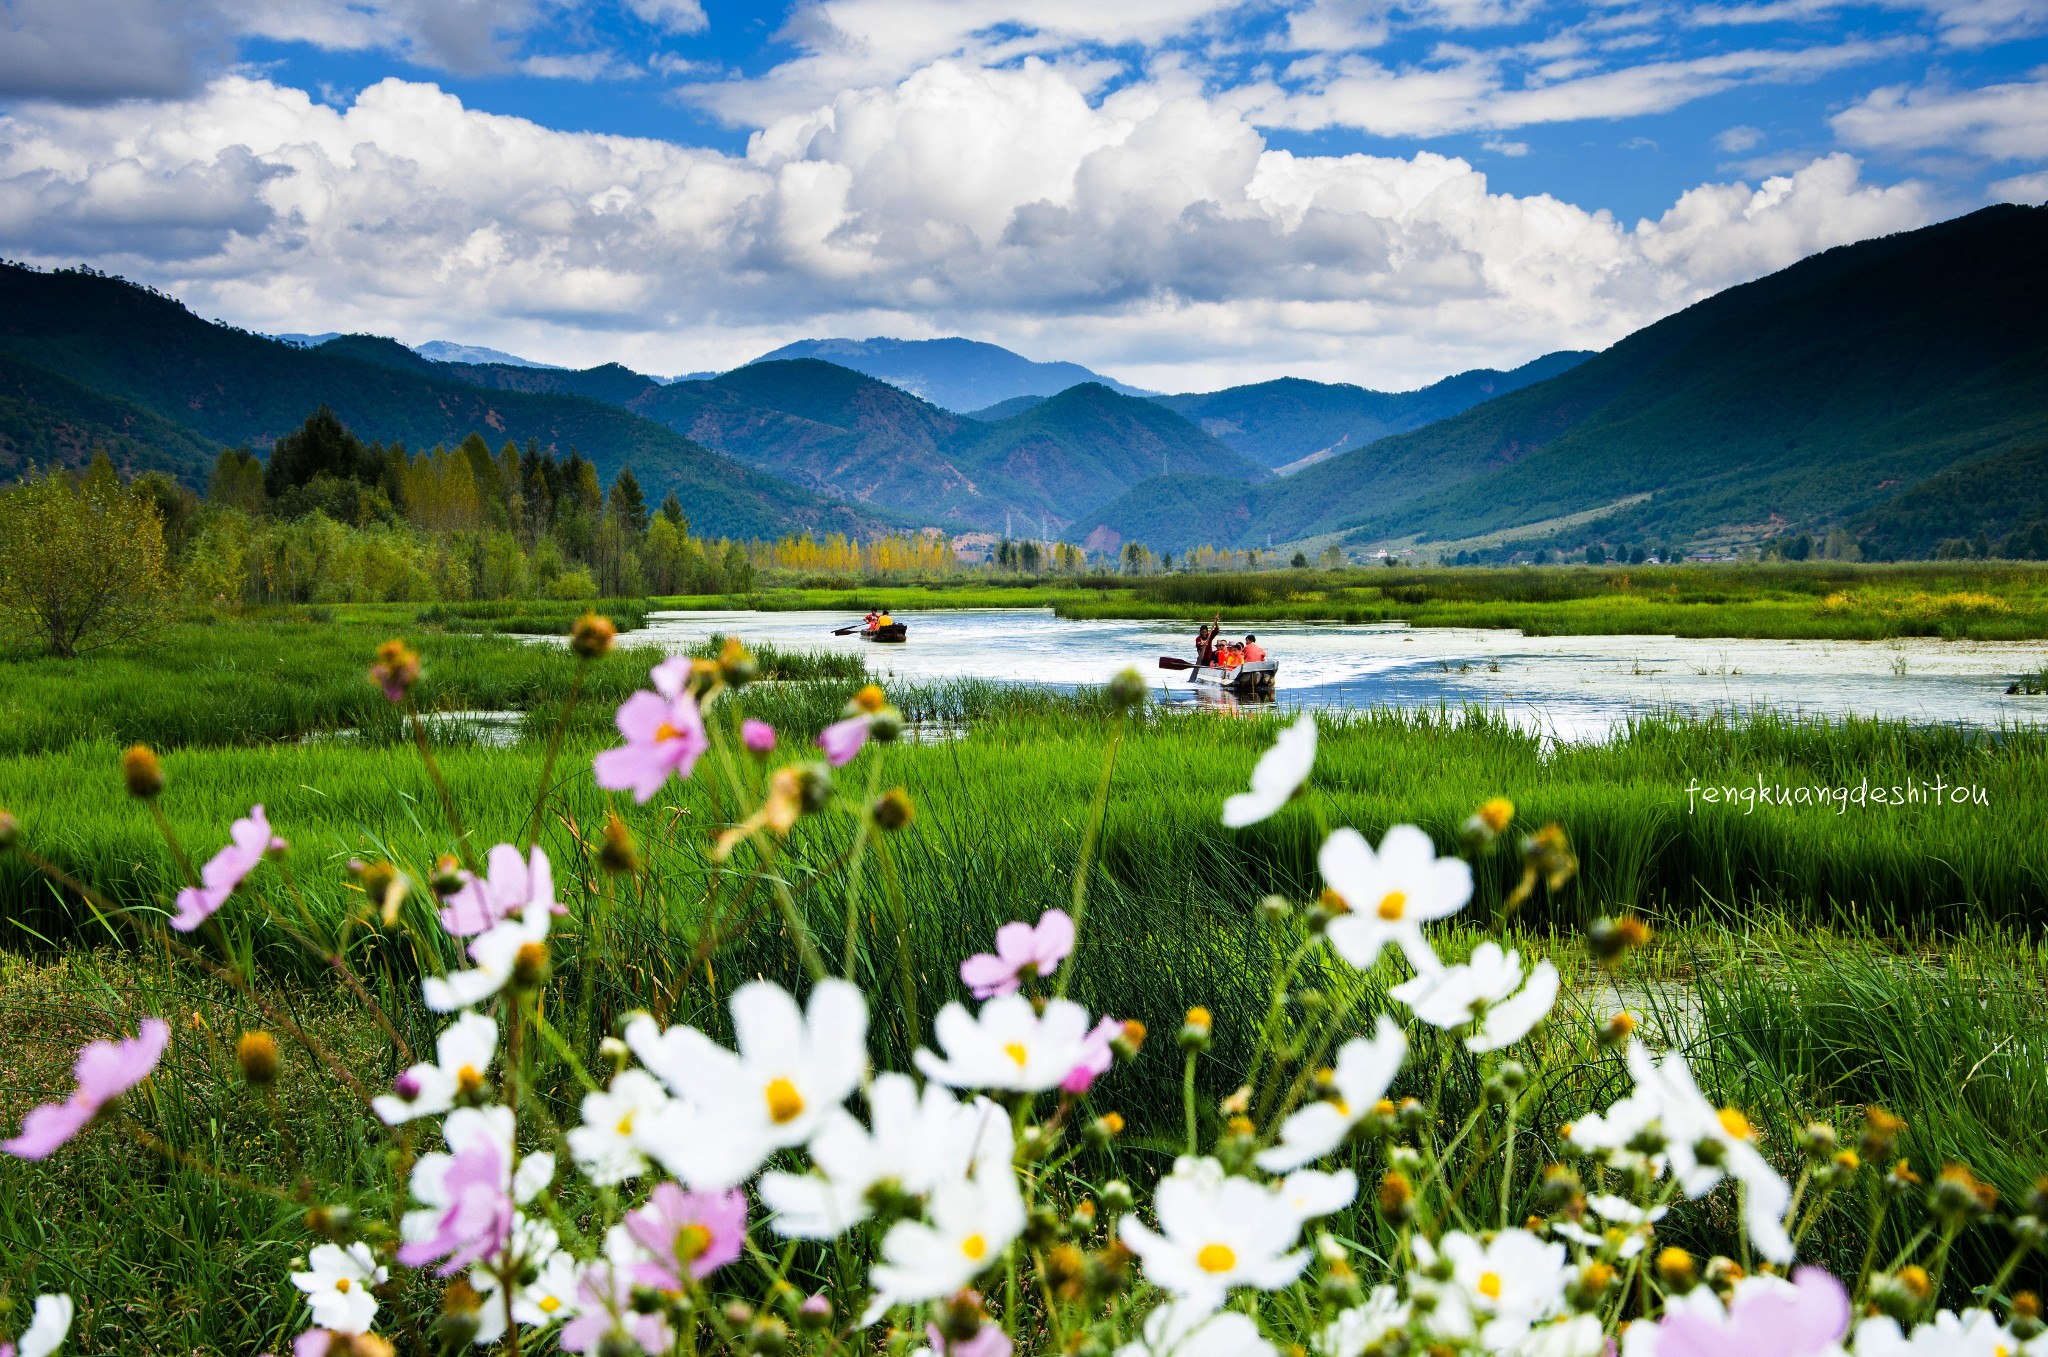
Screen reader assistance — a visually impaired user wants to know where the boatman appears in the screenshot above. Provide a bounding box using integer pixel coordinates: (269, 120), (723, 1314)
(862, 609), (881, 632)
(1241, 635), (1266, 663)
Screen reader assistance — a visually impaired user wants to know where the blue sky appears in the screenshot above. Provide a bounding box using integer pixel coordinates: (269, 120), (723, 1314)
(2, 0), (2044, 390)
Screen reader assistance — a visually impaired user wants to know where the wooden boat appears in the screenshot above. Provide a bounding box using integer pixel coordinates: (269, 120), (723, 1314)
(861, 622), (908, 644)
(1188, 659), (1277, 694)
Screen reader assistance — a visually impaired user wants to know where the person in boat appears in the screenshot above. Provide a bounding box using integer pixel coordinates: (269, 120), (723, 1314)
(1194, 623), (1216, 666)
(1214, 639), (1243, 668)
(873, 610), (894, 631)
(862, 609), (881, 632)
(1241, 635), (1266, 663)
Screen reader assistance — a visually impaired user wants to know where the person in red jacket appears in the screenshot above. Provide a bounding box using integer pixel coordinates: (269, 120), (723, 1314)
(1241, 635), (1266, 663)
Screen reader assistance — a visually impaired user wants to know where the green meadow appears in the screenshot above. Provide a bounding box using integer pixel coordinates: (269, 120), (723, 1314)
(3, 598), (2047, 1350)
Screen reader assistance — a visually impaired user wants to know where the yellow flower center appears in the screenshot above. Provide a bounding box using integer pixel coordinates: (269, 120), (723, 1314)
(456, 1064), (484, 1094)
(335, 1278), (352, 1293)
(1196, 1243), (1237, 1274)
(962, 1233), (988, 1261)
(1330, 1098), (1350, 1116)
(1003, 1042), (1030, 1068)
(539, 1296), (561, 1314)
(615, 1111), (636, 1136)
(765, 1077), (806, 1124)
(1717, 1107), (1754, 1141)
(1377, 891), (1408, 921)
(677, 1223), (713, 1262)
(1477, 1272), (1502, 1301)
(654, 722), (682, 743)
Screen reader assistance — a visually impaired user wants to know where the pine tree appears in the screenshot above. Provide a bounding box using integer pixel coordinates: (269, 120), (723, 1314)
(609, 467), (649, 533)
(660, 491), (688, 533)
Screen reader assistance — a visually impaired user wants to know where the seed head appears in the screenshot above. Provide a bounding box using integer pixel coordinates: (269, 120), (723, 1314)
(872, 787), (915, 831)
(511, 940), (551, 990)
(1599, 1011), (1639, 1047)
(2014, 1292), (2044, 1340)
(570, 613), (617, 660)
(1861, 1104), (1907, 1161)
(1376, 1170), (1416, 1224)
(1105, 667), (1148, 710)
(599, 814), (639, 874)
(368, 639), (421, 703)
(716, 636), (758, 686)
(122, 745), (165, 799)
(236, 1030), (280, 1085)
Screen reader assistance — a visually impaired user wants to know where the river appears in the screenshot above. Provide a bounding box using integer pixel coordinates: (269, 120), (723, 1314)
(620, 608), (2048, 740)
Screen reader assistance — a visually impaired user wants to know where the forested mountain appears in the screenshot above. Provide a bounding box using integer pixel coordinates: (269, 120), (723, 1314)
(0, 265), (891, 540)
(0, 350), (220, 483)
(1149, 352), (1590, 471)
(745, 336), (1151, 411)
(1857, 444), (2048, 559)
(1072, 205), (2048, 555)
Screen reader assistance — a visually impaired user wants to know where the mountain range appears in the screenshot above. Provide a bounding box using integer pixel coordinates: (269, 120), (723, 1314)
(745, 336), (1151, 413)
(1071, 204), (2048, 558)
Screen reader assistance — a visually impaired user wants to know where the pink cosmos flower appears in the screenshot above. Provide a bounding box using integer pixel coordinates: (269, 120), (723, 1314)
(1061, 1016), (1126, 1094)
(927, 1322), (1013, 1357)
(741, 719), (777, 753)
(816, 715), (869, 767)
(593, 658), (708, 804)
(624, 1183), (747, 1289)
(1650, 1267), (1849, 1357)
(439, 844), (556, 937)
(4, 1017), (170, 1159)
(959, 908), (1076, 999)
(559, 1262), (674, 1355)
(398, 1130), (514, 1275)
(171, 804), (284, 931)
(293, 1332), (336, 1357)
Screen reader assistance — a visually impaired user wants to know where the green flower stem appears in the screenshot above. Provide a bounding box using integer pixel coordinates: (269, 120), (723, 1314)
(524, 657), (587, 848)
(1056, 710), (1126, 999)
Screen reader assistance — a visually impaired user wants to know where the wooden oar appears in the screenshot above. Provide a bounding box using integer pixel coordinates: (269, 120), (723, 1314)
(832, 622), (865, 636)
(1158, 656), (1196, 671)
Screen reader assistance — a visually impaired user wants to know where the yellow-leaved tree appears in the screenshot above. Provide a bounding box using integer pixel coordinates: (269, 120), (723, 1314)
(0, 455), (171, 657)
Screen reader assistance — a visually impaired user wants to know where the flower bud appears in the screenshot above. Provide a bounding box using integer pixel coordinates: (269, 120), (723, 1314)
(0, 809), (17, 851)
(1930, 1163), (1996, 1222)
(570, 613), (617, 660)
(850, 684), (888, 715)
(716, 636), (757, 685)
(1025, 1202), (1061, 1248)
(1799, 1122), (1838, 1161)
(1703, 1257), (1746, 1297)
(722, 1302), (754, 1327)
(369, 639), (421, 703)
(1320, 1258), (1364, 1309)
(1572, 1261), (1617, 1308)
(868, 706), (905, 744)
(1655, 1247), (1697, 1290)
(1396, 1098), (1428, 1135)
(1870, 1267), (1930, 1322)
(236, 1030), (279, 1086)
(122, 745), (165, 799)
(1259, 894), (1293, 920)
(1461, 797), (1513, 847)
(599, 814), (639, 875)
(1099, 1180), (1134, 1214)
(1587, 914), (1649, 961)
(1377, 1170), (1416, 1224)
(1084, 1113), (1124, 1148)
(1861, 1105), (1907, 1162)
(746, 1316), (789, 1356)
(1535, 1164), (1583, 1213)
(1106, 667), (1148, 709)
(1497, 1059), (1528, 1092)
(430, 855), (466, 897)
(1598, 1011), (1638, 1047)
(1886, 1158), (1923, 1196)
(2027, 1175), (2048, 1220)
(872, 787), (914, 831)
(935, 1291), (987, 1344)
(511, 940), (550, 990)
(598, 1036), (629, 1072)
(1017, 1124), (1056, 1162)
(1307, 888), (1351, 933)
(796, 762), (834, 813)
(2012, 1292), (2043, 1341)
(306, 1205), (355, 1239)
(1178, 1007), (1212, 1052)
(1112, 1021), (1147, 1061)
(795, 1294), (832, 1332)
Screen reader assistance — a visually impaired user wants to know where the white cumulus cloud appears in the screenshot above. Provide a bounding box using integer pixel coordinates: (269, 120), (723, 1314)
(1832, 76), (2048, 161)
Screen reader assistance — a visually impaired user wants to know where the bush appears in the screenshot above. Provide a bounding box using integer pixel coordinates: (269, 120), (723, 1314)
(0, 457), (170, 657)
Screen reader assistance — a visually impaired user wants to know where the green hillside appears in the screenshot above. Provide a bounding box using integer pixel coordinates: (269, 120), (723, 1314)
(1857, 444), (2048, 559)
(0, 265), (887, 540)
(1150, 351), (1589, 470)
(0, 350), (221, 482)
(1075, 205), (2048, 556)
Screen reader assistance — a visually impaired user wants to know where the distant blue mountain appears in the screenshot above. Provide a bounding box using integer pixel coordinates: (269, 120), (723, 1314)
(415, 340), (560, 369)
(746, 336), (1151, 413)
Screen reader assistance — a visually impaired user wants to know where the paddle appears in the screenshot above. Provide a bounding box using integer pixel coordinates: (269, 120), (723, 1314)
(1158, 656), (1196, 671)
(831, 621), (866, 636)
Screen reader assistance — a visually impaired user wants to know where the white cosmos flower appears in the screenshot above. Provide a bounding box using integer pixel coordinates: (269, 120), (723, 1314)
(1273, 1168), (1357, 1223)
(760, 1072), (1010, 1239)
(1521, 1313), (1609, 1357)
(1432, 1229), (1568, 1352)
(1317, 1286), (1408, 1357)
(1118, 1300), (1278, 1357)
(1389, 942), (1560, 1051)
(565, 1069), (671, 1187)
(291, 1241), (387, 1334)
(1625, 1041), (1796, 1265)
(1256, 1016), (1407, 1173)
(1555, 1195), (1668, 1259)
(13, 1295), (74, 1357)
(914, 994), (1097, 1093)
(867, 1168), (1026, 1316)
(1120, 1156), (1310, 1305)
(1320, 825), (1472, 975)
(625, 979), (868, 1190)
(1851, 1309), (2020, 1356)
(373, 1011), (498, 1124)
(1222, 713), (1317, 828)
(471, 1221), (581, 1343)
(423, 905), (550, 1013)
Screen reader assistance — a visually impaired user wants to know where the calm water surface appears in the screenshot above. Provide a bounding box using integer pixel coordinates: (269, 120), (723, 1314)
(625, 608), (2048, 740)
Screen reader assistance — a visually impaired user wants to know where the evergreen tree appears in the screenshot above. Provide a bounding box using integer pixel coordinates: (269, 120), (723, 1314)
(264, 406), (379, 496)
(608, 467), (649, 533)
(659, 491), (688, 533)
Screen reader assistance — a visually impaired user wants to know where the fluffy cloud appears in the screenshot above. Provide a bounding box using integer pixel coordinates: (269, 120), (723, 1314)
(1832, 76), (2048, 161)
(0, 63), (1941, 387)
(1688, 0), (2045, 48)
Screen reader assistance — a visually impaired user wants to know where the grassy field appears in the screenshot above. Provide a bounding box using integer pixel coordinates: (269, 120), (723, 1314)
(3, 608), (2046, 1351)
(658, 561), (2048, 641)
